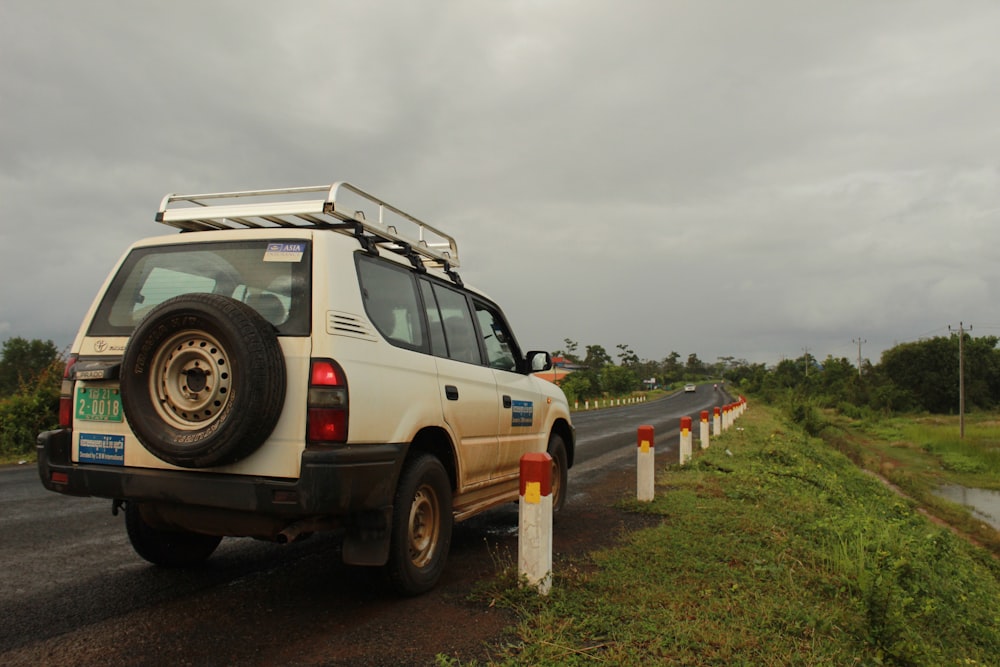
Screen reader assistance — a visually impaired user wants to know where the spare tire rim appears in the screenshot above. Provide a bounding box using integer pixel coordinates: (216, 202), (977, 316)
(149, 329), (233, 430)
(408, 484), (440, 568)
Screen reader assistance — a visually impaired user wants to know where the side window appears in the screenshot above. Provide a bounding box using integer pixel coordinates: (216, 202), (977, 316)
(357, 257), (424, 349)
(474, 301), (521, 372)
(419, 280), (447, 357)
(432, 284), (482, 365)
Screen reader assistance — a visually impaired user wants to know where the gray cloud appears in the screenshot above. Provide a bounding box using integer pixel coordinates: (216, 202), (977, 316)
(3, 0), (1000, 366)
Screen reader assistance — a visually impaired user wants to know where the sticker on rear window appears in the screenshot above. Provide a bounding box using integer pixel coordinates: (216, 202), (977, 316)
(79, 433), (125, 465)
(512, 400), (533, 428)
(263, 242), (306, 262)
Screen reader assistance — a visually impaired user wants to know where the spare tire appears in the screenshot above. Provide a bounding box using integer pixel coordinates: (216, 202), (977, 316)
(121, 293), (286, 468)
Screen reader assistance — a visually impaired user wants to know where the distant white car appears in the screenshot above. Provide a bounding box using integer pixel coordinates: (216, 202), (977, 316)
(684, 384), (696, 393)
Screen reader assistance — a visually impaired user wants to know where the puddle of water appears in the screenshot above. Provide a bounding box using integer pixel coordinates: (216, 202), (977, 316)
(934, 485), (1000, 530)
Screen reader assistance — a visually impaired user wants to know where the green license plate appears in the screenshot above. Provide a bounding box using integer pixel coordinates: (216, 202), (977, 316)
(76, 386), (123, 422)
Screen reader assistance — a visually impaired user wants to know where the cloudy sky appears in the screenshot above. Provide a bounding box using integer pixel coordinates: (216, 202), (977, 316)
(3, 0), (1000, 368)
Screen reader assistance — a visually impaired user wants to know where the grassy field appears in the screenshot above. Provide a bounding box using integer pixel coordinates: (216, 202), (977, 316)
(453, 404), (1000, 666)
(824, 411), (1000, 555)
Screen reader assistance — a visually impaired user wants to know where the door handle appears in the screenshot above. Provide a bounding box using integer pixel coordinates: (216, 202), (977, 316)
(502, 394), (512, 408)
(445, 385), (459, 401)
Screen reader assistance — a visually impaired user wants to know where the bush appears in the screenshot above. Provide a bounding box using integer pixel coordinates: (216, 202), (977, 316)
(787, 398), (827, 436)
(0, 357), (62, 458)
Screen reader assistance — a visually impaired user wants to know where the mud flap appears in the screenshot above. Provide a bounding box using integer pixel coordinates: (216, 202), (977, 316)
(341, 507), (393, 566)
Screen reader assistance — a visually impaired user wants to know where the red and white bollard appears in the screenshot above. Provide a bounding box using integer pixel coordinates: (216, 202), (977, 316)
(713, 406), (721, 437)
(519, 452), (553, 595)
(700, 410), (710, 449)
(679, 416), (693, 464)
(637, 425), (655, 502)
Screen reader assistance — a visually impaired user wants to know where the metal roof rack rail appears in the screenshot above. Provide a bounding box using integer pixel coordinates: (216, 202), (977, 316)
(155, 182), (460, 268)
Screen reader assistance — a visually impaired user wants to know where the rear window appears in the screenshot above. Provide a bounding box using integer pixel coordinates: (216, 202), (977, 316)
(88, 240), (311, 336)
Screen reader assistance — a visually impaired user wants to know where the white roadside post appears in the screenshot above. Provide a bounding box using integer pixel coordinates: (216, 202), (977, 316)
(518, 452), (553, 595)
(637, 424), (655, 502)
(679, 416), (693, 465)
(699, 410), (710, 449)
(713, 406), (722, 437)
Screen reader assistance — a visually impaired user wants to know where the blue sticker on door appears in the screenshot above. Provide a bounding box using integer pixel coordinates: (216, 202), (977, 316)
(511, 400), (533, 427)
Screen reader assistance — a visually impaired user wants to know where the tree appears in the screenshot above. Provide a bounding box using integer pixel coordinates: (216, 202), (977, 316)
(685, 353), (706, 377)
(601, 364), (637, 395)
(727, 360), (767, 393)
(616, 343), (639, 367)
(583, 344), (613, 371)
(0, 338), (60, 397)
(715, 355), (736, 378)
(661, 352), (682, 384)
(963, 335), (1000, 410)
(559, 372), (592, 404)
(556, 338), (581, 365)
(880, 337), (957, 413)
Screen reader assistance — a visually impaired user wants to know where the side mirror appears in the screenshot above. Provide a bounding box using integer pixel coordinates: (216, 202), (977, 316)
(526, 350), (552, 373)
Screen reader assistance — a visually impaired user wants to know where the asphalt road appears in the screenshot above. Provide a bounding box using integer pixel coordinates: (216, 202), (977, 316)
(0, 384), (730, 665)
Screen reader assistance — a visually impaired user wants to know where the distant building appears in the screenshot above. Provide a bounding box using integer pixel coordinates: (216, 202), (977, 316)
(534, 355), (586, 384)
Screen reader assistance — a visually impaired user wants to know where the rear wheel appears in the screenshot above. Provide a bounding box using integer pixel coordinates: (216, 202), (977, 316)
(385, 453), (453, 596)
(125, 502), (222, 567)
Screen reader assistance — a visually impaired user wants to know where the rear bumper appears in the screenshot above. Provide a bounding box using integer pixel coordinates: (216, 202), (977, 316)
(36, 428), (406, 518)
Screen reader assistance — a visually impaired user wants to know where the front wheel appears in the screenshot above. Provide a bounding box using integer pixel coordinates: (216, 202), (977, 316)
(385, 453), (453, 596)
(125, 502), (222, 567)
(547, 433), (569, 515)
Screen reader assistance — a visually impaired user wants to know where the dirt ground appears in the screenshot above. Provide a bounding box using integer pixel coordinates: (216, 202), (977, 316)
(277, 464), (660, 666)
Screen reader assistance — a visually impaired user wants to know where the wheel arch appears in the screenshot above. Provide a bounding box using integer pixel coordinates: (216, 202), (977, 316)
(408, 426), (458, 491)
(550, 417), (575, 468)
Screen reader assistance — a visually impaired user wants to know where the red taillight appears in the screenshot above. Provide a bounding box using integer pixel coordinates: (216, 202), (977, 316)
(307, 358), (348, 445)
(58, 355), (78, 428)
(310, 359), (343, 386)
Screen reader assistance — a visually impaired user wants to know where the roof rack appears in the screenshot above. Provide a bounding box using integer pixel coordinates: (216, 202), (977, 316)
(155, 182), (460, 268)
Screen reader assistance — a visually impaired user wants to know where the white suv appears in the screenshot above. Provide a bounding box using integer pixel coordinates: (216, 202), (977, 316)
(38, 182), (574, 595)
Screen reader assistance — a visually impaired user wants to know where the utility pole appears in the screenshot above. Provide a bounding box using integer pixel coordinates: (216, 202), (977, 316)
(948, 322), (971, 438)
(852, 337), (866, 377)
(802, 347), (810, 377)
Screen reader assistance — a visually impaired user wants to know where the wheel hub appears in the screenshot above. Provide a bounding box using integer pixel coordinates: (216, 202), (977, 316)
(150, 330), (233, 430)
(408, 485), (439, 567)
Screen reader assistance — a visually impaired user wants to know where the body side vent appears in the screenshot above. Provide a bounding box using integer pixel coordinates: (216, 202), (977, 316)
(327, 311), (377, 341)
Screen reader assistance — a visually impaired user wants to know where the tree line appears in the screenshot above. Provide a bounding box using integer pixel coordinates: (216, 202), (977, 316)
(1, 332), (996, 458)
(555, 333), (999, 419)
(552, 338), (721, 404)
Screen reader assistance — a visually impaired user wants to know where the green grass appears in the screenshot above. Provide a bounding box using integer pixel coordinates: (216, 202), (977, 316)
(456, 405), (1000, 666)
(824, 412), (1000, 553)
(899, 417), (1000, 483)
